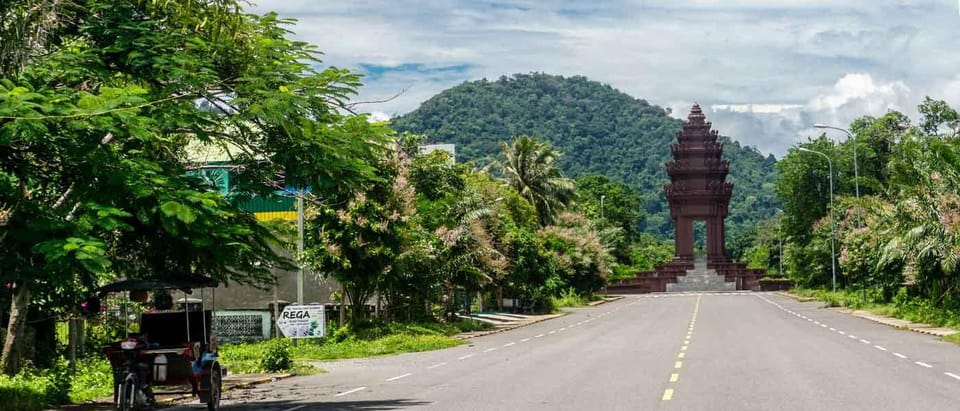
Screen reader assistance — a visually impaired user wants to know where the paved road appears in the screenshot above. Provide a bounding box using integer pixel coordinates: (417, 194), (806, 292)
(169, 293), (960, 410)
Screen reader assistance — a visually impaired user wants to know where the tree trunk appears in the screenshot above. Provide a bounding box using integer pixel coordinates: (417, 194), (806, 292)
(67, 317), (78, 370)
(497, 286), (503, 311)
(1, 282), (30, 376)
(77, 318), (85, 357)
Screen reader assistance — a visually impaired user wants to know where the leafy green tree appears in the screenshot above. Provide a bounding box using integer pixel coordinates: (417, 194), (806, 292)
(0, 1), (382, 374)
(574, 174), (643, 240)
(917, 96), (959, 136)
(304, 144), (415, 322)
(499, 136), (576, 226)
(535, 212), (613, 296)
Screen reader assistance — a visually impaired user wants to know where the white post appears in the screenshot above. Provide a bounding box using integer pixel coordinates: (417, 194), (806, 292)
(600, 195), (606, 220)
(297, 193), (304, 306)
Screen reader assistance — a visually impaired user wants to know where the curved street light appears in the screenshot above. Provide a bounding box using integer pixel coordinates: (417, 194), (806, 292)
(798, 147), (837, 292)
(814, 124), (860, 228)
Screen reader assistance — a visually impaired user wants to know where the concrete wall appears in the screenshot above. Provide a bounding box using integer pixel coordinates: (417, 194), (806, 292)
(186, 267), (340, 311)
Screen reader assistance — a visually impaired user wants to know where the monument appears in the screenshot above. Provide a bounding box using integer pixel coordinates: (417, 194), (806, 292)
(607, 104), (781, 293)
(664, 103), (731, 264)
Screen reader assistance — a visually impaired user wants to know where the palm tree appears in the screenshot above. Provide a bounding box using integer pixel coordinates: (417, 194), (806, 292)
(499, 136), (576, 226)
(880, 132), (960, 303)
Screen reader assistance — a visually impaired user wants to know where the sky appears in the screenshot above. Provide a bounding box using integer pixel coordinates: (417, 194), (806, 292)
(250, 1), (960, 157)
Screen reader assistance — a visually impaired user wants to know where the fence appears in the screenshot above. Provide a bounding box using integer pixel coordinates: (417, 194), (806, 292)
(213, 310), (272, 342)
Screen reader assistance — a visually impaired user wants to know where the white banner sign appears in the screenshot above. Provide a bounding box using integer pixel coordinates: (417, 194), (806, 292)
(277, 305), (325, 339)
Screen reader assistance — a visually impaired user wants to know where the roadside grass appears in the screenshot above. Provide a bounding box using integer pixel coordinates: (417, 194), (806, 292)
(550, 287), (604, 312)
(550, 287), (590, 308)
(0, 357), (113, 411)
(789, 287), (960, 346)
(219, 319), (487, 373)
(68, 357), (113, 403)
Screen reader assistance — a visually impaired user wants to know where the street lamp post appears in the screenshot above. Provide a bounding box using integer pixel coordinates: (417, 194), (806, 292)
(776, 209), (784, 275)
(814, 124), (860, 228)
(600, 195), (606, 220)
(798, 147), (837, 292)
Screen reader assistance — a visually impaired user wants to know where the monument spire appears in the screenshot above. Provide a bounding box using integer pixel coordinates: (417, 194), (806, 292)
(665, 104), (732, 263)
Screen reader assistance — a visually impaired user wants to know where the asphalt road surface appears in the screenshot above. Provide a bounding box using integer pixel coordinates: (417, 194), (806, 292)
(168, 292), (960, 411)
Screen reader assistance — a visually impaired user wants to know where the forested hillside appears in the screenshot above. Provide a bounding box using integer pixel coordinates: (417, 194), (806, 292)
(391, 73), (779, 241)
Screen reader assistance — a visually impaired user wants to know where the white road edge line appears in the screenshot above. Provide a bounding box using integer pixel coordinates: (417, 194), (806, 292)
(427, 362), (447, 369)
(386, 373), (413, 381)
(916, 361), (933, 368)
(282, 405), (306, 411)
(893, 353), (908, 359)
(335, 387), (367, 397)
(945, 372), (960, 381)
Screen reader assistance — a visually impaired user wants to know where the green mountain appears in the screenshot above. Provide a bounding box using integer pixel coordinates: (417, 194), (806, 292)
(391, 73), (779, 241)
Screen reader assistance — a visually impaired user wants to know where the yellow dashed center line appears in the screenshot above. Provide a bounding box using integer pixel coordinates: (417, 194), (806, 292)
(662, 294), (701, 402)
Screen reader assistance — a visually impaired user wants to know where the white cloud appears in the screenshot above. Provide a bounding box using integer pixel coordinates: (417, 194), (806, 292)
(808, 73), (911, 112)
(367, 111), (391, 122)
(247, 0), (960, 156)
(712, 104), (804, 114)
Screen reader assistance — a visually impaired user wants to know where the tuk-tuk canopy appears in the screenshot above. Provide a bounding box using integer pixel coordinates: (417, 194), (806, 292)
(96, 276), (219, 295)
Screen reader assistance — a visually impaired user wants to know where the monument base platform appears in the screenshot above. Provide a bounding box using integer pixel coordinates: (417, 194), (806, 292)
(606, 258), (790, 294)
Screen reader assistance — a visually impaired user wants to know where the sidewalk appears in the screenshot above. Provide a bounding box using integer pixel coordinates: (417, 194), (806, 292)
(778, 292), (958, 338)
(453, 296), (622, 339)
(454, 312), (566, 338)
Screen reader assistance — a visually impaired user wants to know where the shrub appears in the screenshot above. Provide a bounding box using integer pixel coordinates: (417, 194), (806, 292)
(0, 374), (48, 411)
(551, 287), (587, 308)
(0, 360), (73, 411)
(69, 357), (112, 403)
(259, 338), (292, 372)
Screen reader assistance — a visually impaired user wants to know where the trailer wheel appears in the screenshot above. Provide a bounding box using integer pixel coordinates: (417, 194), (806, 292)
(205, 363), (222, 411)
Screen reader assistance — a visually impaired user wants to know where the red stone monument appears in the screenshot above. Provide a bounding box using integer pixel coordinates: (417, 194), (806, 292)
(606, 104), (785, 294)
(665, 103), (731, 264)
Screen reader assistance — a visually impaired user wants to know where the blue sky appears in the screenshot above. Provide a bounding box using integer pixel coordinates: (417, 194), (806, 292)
(252, 1), (960, 156)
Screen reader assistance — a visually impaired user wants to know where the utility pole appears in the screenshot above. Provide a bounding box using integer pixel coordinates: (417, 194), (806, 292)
(297, 192), (304, 306)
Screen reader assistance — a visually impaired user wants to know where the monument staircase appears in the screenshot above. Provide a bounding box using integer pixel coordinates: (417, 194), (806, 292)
(666, 257), (736, 292)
